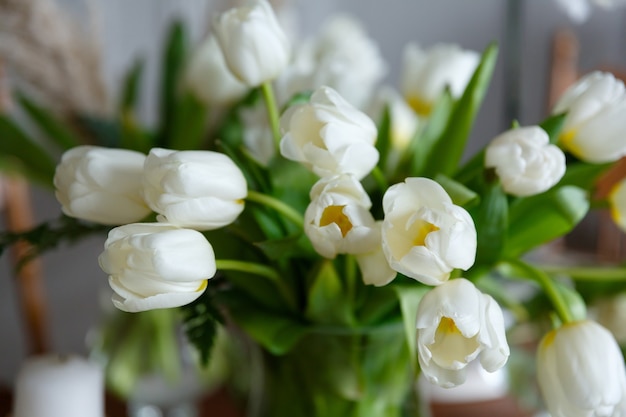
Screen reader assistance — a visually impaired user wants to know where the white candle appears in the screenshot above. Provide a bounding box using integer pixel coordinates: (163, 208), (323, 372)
(13, 354), (105, 417)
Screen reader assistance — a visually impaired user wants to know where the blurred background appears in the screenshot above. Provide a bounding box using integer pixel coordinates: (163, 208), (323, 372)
(0, 0), (625, 395)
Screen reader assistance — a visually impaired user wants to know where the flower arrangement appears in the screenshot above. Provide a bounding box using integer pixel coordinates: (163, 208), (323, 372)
(2, 1), (626, 416)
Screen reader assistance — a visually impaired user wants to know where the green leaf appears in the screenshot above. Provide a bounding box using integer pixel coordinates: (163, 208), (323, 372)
(434, 174), (479, 207)
(119, 59), (144, 112)
(422, 43), (498, 177)
(557, 161), (612, 191)
(75, 116), (122, 148)
(17, 92), (81, 150)
(221, 290), (309, 355)
(0, 116), (57, 187)
(305, 260), (354, 326)
(554, 281), (587, 321)
(393, 284), (430, 373)
(539, 113), (567, 144)
(505, 186), (589, 258)
(181, 289), (223, 366)
(471, 181), (508, 266)
(402, 89), (454, 177)
(375, 104), (392, 174)
(156, 20), (187, 148)
(168, 91), (209, 150)
(253, 234), (312, 261)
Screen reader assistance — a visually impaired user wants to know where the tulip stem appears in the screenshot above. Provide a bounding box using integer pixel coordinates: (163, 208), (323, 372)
(246, 190), (304, 229)
(216, 259), (296, 310)
(261, 82), (282, 150)
(505, 259), (574, 324)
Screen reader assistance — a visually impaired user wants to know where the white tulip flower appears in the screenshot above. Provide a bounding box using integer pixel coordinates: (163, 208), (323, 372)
(142, 148), (247, 230)
(184, 36), (248, 106)
(54, 146), (151, 225)
(381, 177), (476, 285)
(485, 126), (566, 197)
(213, 0), (290, 87)
(304, 174), (379, 259)
(355, 224), (397, 287)
(416, 278), (510, 388)
(98, 223), (217, 312)
(280, 86), (379, 180)
(553, 71), (626, 163)
(401, 43), (479, 116)
(537, 320), (626, 417)
(609, 177), (626, 232)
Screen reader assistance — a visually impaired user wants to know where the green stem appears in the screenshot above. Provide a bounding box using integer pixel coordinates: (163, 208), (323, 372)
(261, 82), (282, 150)
(247, 190), (304, 229)
(504, 259), (573, 324)
(371, 166), (389, 192)
(216, 259), (296, 310)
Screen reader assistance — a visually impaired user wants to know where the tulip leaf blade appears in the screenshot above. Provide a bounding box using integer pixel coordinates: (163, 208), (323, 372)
(472, 181), (509, 266)
(422, 42), (498, 178)
(181, 289), (224, 366)
(505, 186), (589, 258)
(393, 284), (430, 373)
(16, 92), (82, 150)
(157, 19), (188, 148)
(539, 112), (567, 144)
(434, 174), (479, 207)
(305, 260), (355, 326)
(253, 234), (313, 260)
(220, 289), (309, 355)
(407, 89), (454, 176)
(375, 104), (392, 174)
(557, 161), (613, 192)
(168, 91), (209, 150)
(0, 115), (57, 188)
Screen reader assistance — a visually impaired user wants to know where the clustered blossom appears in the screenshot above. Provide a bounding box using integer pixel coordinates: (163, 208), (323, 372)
(54, 145), (248, 311)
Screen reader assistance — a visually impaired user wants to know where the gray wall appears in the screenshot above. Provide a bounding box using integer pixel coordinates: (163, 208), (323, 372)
(1, 0), (625, 385)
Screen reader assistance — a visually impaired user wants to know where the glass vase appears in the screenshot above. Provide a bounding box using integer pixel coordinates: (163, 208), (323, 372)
(243, 322), (419, 417)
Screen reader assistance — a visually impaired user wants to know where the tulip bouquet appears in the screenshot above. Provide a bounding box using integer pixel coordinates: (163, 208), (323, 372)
(2, 1), (626, 416)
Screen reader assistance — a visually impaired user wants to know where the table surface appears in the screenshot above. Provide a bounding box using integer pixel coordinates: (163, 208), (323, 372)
(0, 385), (533, 417)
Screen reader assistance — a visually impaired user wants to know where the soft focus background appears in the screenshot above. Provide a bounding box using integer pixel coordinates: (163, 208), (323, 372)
(1, 0), (625, 387)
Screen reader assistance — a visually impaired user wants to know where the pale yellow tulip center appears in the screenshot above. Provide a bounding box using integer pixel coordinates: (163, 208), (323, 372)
(407, 95), (432, 117)
(431, 317), (480, 368)
(320, 205), (353, 237)
(559, 129), (582, 157)
(412, 220), (440, 247)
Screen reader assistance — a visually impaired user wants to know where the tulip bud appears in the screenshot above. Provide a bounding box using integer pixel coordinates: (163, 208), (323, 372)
(416, 278), (510, 388)
(213, 0), (290, 87)
(381, 177), (477, 285)
(184, 36), (248, 105)
(485, 126), (566, 197)
(537, 320), (626, 417)
(401, 43), (479, 116)
(304, 174), (379, 259)
(142, 148), (247, 230)
(54, 146), (151, 225)
(280, 86), (379, 180)
(553, 71), (626, 163)
(98, 223), (217, 312)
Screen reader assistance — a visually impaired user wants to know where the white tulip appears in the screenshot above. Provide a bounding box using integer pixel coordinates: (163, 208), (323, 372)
(416, 278), (510, 388)
(537, 320), (626, 417)
(54, 146), (151, 225)
(184, 36), (248, 105)
(355, 224), (397, 287)
(553, 71), (626, 163)
(142, 148), (247, 230)
(280, 86), (379, 180)
(213, 0), (290, 87)
(304, 174), (379, 259)
(98, 223), (217, 312)
(485, 126), (566, 197)
(381, 177), (477, 285)
(401, 43), (479, 116)
(609, 177), (626, 232)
